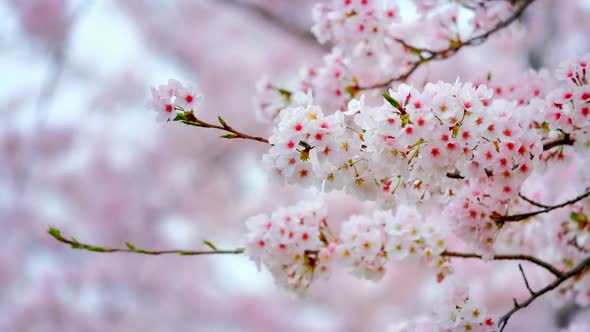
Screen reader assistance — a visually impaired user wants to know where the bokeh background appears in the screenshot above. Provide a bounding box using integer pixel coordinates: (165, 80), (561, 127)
(1, 0), (590, 331)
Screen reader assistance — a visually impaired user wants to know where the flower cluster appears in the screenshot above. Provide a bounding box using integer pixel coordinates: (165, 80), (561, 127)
(433, 285), (495, 332)
(244, 201), (331, 293)
(245, 202), (449, 291)
(148, 79), (200, 122)
(262, 78), (548, 254)
(336, 207), (451, 282)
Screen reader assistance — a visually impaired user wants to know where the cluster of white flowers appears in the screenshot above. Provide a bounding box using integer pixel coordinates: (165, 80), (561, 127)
(433, 285), (495, 332)
(244, 201), (330, 293)
(148, 79), (200, 122)
(244, 203), (449, 290)
(261, 78), (549, 255)
(147, 0), (590, 325)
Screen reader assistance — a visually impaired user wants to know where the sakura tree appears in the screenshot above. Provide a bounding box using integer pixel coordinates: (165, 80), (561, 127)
(6, 0), (590, 331)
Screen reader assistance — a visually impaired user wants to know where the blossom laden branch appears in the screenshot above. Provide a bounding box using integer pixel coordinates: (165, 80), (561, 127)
(497, 254), (590, 331)
(357, 0), (537, 91)
(47, 227), (245, 256)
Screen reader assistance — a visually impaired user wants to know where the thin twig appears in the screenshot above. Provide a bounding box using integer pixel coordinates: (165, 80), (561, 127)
(358, 0), (537, 91)
(217, 0), (324, 50)
(176, 111), (269, 144)
(518, 193), (551, 209)
(498, 254), (590, 331)
(518, 264), (535, 295)
(494, 190), (590, 223)
(441, 251), (563, 277)
(48, 227), (245, 256)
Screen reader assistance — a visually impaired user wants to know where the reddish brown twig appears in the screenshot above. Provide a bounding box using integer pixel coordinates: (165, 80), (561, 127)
(357, 0), (537, 91)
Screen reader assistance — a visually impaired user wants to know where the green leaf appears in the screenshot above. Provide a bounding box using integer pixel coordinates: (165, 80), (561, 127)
(218, 116), (228, 128)
(220, 133), (238, 139)
(486, 71), (492, 81)
(173, 113), (188, 121)
(48, 227), (61, 238)
(203, 240), (217, 250)
(125, 242), (137, 250)
(298, 141), (312, 150)
(570, 212), (588, 223)
(88, 246), (106, 252)
(277, 88), (292, 102)
(180, 120), (200, 127)
(382, 92), (403, 112)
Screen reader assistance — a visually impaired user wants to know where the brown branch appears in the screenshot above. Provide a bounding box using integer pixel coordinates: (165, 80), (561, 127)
(359, 0), (537, 91)
(48, 227), (245, 256)
(494, 190), (590, 223)
(217, 0), (324, 50)
(442, 251), (563, 277)
(542, 133), (574, 150)
(518, 264), (535, 295)
(498, 254), (590, 331)
(518, 193), (551, 209)
(176, 111), (269, 144)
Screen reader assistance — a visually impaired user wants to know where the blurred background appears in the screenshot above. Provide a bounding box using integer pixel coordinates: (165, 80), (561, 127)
(1, 0), (590, 331)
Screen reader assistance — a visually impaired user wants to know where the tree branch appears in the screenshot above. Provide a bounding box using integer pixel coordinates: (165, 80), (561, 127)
(494, 190), (590, 223)
(518, 264), (535, 295)
(217, 0), (324, 50)
(175, 110), (270, 144)
(358, 0), (537, 91)
(542, 133), (574, 150)
(498, 254), (590, 331)
(48, 227), (245, 256)
(518, 193), (551, 209)
(442, 251), (563, 277)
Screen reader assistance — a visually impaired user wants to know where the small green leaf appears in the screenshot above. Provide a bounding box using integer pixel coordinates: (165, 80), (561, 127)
(220, 133), (238, 139)
(570, 212), (588, 223)
(173, 113), (188, 121)
(125, 242), (137, 250)
(277, 88), (292, 102)
(48, 227), (61, 238)
(298, 141), (312, 150)
(203, 240), (217, 250)
(180, 120), (200, 127)
(382, 92), (403, 112)
(218, 116), (228, 128)
(88, 246), (106, 252)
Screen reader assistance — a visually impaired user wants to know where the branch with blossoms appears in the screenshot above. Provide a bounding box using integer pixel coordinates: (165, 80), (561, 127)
(47, 0), (590, 331)
(48, 225), (563, 278)
(355, 0), (538, 91)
